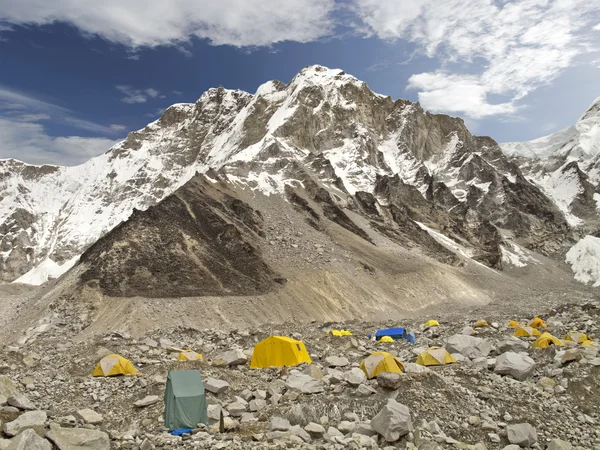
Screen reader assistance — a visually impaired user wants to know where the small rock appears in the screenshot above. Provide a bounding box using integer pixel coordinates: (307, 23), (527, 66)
(446, 334), (492, 359)
(3, 411), (47, 437)
(214, 349), (248, 366)
(494, 352), (536, 381)
(47, 426), (110, 450)
(249, 399), (267, 412)
(371, 398), (413, 442)
(270, 416), (291, 432)
(305, 422), (325, 438)
(344, 368), (367, 386)
(75, 409), (103, 425)
(537, 377), (556, 390)
(204, 378), (230, 394)
(5, 428), (51, 450)
(326, 356), (349, 367)
(0, 376), (17, 399)
(7, 395), (35, 411)
(377, 373), (402, 390)
(506, 423), (537, 447)
(561, 349), (582, 365)
(547, 438), (573, 450)
(134, 395), (160, 407)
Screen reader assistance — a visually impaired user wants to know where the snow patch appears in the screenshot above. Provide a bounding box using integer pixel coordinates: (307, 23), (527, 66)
(14, 256), (79, 285)
(566, 235), (600, 287)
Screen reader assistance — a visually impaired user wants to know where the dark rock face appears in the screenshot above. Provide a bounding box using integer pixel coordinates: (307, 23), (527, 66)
(79, 177), (278, 298)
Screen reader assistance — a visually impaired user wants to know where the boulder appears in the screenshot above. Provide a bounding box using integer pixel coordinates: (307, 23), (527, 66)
(304, 422), (325, 438)
(46, 427), (110, 450)
(326, 356), (349, 367)
(3, 411), (47, 437)
(376, 372), (402, 390)
(7, 395), (35, 411)
(290, 425), (311, 443)
(5, 429), (51, 450)
(547, 438), (572, 450)
(356, 384), (377, 396)
(0, 376), (17, 399)
(249, 399), (267, 412)
(214, 349), (247, 366)
(204, 378), (230, 394)
(0, 439), (9, 450)
(446, 334), (492, 359)
(285, 373), (325, 394)
(270, 416), (291, 432)
(498, 337), (530, 353)
(561, 349), (582, 365)
(506, 423), (537, 447)
(370, 399), (412, 442)
(344, 368), (367, 386)
(133, 395), (160, 407)
(326, 368), (345, 384)
(494, 352), (536, 381)
(75, 409), (103, 425)
(303, 365), (324, 379)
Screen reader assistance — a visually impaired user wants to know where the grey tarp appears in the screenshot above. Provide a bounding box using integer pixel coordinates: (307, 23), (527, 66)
(164, 370), (208, 430)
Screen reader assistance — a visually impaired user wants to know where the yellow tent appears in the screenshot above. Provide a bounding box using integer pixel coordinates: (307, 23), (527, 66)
(424, 320), (440, 327)
(532, 332), (564, 349)
(474, 320), (489, 328)
(416, 347), (456, 366)
(360, 352), (404, 379)
(328, 329), (353, 337)
(581, 340), (597, 347)
(250, 336), (312, 369)
(177, 350), (203, 361)
(379, 336), (394, 343)
(514, 326), (542, 338)
(564, 331), (590, 344)
(507, 320), (520, 328)
(92, 354), (139, 377)
(529, 317), (548, 329)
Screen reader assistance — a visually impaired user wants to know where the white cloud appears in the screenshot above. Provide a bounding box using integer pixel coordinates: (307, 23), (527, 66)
(116, 85), (163, 104)
(0, 0), (335, 48)
(594, 23), (600, 31)
(0, 117), (117, 166)
(353, 0), (600, 118)
(0, 86), (125, 134)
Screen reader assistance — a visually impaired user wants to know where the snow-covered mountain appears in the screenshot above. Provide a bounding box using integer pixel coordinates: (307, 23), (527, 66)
(501, 97), (600, 285)
(1, 65), (574, 285)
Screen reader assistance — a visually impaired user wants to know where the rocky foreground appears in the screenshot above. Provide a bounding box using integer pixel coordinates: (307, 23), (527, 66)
(0, 299), (599, 450)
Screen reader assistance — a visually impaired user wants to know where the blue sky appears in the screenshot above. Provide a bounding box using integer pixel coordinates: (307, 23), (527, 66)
(0, 0), (599, 165)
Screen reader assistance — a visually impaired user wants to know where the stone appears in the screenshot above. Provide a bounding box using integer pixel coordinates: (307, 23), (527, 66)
(356, 384), (377, 396)
(7, 395), (35, 411)
(502, 446), (521, 450)
(0, 439), (9, 450)
(0, 376), (17, 398)
(326, 356), (349, 367)
(547, 438), (573, 450)
(494, 352), (536, 381)
(285, 373), (325, 394)
(344, 368), (367, 386)
(133, 395), (160, 407)
(204, 378), (230, 394)
(3, 411), (47, 437)
(498, 338), (530, 353)
(290, 425), (311, 443)
(326, 427), (344, 439)
(207, 404), (224, 423)
(354, 422), (377, 437)
(446, 334), (492, 359)
(377, 372), (402, 390)
(403, 363), (430, 373)
(214, 349), (247, 366)
(506, 423), (537, 447)
(226, 398), (248, 417)
(537, 377), (556, 390)
(488, 433), (501, 443)
(0, 395), (6, 406)
(5, 429), (52, 450)
(270, 416), (291, 432)
(303, 365), (324, 379)
(371, 399), (413, 442)
(338, 421), (356, 434)
(75, 409), (103, 425)
(46, 427), (110, 450)
(159, 338), (177, 349)
(326, 368), (345, 384)
(561, 349), (582, 365)
(249, 399), (267, 412)
(305, 422), (325, 438)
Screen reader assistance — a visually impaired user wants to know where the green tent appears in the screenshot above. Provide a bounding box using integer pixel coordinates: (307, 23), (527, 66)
(164, 370), (208, 430)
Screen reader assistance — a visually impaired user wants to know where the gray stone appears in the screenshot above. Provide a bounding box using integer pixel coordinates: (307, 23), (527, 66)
(303, 365), (324, 379)
(494, 352), (536, 381)
(502, 446), (521, 450)
(326, 356), (349, 367)
(498, 338), (530, 353)
(133, 395), (160, 407)
(207, 404), (224, 423)
(226, 398), (248, 417)
(356, 384), (377, 396)
(344, 368), (367, 386)
(326, 368), (345, 384)
(290, 425), (311, 443)
(304, 422), (325, 438)
(0, 439), (9, 450)
(370, 398), (413, 442)
(377, 372), (402, 390)
(204, 378), (230, 394)
(285, 373), (325, 394)
(7, 395), (35, 411)
(338, 421), (356, 434)
(75, 409), (103, 425)
(141, 337), (158, 347)
(506, 423), (537, 447)
(3, 411), (47, 437)
(0, 376), (17, 399)
(354, 422), (377, 437)
(446, 334), (492, 359)
(547, 438), (572, 450)
(215, 349), (247, 366)
(0, 395), (6, 406)
(561, 349), (582, 365)
(6, 429), (52, 450)
(46, 426), (110, 450)
(249, 399), (267, 412)
(270, 416), (291, 432)
(326, 427), (344, 439)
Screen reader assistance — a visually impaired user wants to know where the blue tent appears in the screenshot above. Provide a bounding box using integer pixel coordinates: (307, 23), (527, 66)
(404, 330), (417, 344)
(374, 328), (405, 340)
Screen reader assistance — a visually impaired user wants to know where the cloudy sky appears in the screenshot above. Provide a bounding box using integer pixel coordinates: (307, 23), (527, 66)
(0, 0), (599, 165)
